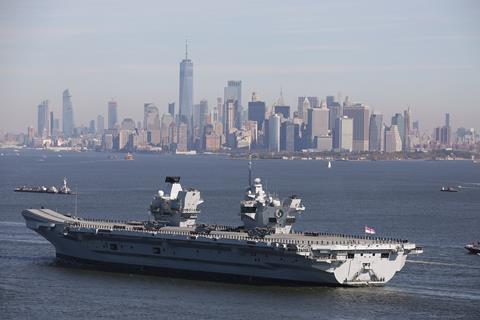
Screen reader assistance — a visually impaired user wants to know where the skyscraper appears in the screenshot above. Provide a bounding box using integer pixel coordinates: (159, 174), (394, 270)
(144, 103), (160, 131)
(268, 113), (281, 152)
(62, 89), (74, 137)
(274, 105), (290, 119)
(179, 41), (193, 128)
(224, 99), (238, 138)
(403, 108), (412, 151)
(391, 113), (404, 141)
(248, 93), (266, 131)
(333, 116), (353, 152)
(97, 115), (105, 134)
(108, 100), (118, 129)
(307, 104), (330, 150)
(343, 104), (370, 151)
(327, 95), (342, 131)
(176, 122), (188, 152)
(224, 80), (242, 130)
(37, 100), (49, 137)
(369, 113), (384, 152)
(385, 125), (402, 153)
(168, 102), (175, 117)
(298, 96), (318, 123)
(49, 111), (54, 137)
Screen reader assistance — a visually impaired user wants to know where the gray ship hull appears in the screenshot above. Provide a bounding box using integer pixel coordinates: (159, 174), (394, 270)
(36, 227), (339, 285)
(23, 208), (422, 286)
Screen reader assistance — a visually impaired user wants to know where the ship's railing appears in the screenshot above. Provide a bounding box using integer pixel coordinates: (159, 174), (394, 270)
(68, 221), (407, 248)
(294, 231), (408, 244)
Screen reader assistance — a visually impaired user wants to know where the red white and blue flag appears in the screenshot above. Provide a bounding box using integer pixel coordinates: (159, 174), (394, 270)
(365, 226), (376, 234)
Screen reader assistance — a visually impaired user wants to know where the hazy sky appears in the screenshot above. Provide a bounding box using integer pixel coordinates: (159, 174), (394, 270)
(0, 0), (479, 133)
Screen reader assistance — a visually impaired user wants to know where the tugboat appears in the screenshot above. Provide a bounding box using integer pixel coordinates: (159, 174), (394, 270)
(465, 242), (480, 254)
(440, 187), (458, 192)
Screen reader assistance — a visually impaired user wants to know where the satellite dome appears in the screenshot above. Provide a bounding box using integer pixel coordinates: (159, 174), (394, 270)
(254, 178), (261, 184)
(158, 190), (164, 197)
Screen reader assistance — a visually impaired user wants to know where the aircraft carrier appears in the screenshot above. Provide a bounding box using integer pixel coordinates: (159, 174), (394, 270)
(22, 162), (422, 286)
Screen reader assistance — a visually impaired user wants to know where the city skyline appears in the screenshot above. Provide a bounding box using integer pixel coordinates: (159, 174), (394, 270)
(1, 0), (479, 132)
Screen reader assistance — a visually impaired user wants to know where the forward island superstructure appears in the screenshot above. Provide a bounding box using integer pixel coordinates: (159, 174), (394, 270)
(22, 162), (422, 286)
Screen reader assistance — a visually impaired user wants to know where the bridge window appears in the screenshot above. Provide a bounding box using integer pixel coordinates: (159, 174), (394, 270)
(381, 252), (390, 259)
(347, 253), (354, 259)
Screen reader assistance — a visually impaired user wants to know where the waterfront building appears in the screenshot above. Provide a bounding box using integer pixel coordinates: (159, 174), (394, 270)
(391, 113), (404, 142)
(108, 100), (118, 129)
(385, 125), (402, 153)
(176, 122), (188, 152)
(203, 124), (221, 151)
(343, 104), (370, 152)
(62, 89), (75, 137)
(307, 103), (330, 150)
(369, 113), (384, 152)
(333, 116), (353, 152)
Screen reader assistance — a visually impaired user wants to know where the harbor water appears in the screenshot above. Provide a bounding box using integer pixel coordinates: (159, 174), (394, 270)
(1, 149), (479, 319)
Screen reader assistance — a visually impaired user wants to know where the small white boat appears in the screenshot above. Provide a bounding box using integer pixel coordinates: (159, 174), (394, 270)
(327, 161), (332, 169)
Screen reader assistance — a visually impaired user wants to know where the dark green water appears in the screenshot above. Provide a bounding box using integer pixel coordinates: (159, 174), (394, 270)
(1, 149), (479, 319)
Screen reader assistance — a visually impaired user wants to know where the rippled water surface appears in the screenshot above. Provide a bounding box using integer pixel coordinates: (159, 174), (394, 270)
(1, 149), (479, 319)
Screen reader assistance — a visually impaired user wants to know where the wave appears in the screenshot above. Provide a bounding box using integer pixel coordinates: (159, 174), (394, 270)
(0, 238), (48, 245)
(0, 221), (24, 227)
(407, 259), (480, 269)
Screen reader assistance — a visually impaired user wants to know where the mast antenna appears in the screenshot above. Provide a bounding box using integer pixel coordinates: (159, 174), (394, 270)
(185, 39), (188, 60)
(248, 154), (252, 187)
(74, 185), (78, 216)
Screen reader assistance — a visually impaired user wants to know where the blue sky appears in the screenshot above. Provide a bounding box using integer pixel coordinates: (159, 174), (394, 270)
(0, 0), (479, 132)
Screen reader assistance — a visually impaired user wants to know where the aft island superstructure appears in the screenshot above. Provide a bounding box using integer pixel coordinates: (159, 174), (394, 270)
(22, 163), (422, 286)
